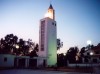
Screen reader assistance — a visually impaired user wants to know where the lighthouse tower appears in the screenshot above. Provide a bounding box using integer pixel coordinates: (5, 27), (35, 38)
(38, 4), (57, 67)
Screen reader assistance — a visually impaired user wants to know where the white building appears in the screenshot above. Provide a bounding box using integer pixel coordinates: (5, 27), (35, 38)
(84, 46), (100, 64)
(38, 4), (57, 67)
(0, 54), (37, 68)
(0, 54), (15, 68)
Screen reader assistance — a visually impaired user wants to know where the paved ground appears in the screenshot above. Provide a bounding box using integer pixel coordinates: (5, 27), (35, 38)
(0, 69), (91, 74)
(94, 67), (100, 74)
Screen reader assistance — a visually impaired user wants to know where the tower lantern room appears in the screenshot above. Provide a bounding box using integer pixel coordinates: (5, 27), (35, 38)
(45, 4), (55, 20)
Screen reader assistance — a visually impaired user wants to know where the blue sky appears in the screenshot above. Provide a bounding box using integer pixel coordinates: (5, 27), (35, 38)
(0, 0), (100, 53)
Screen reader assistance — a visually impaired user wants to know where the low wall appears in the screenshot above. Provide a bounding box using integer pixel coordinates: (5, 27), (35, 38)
(68, 63), (100, 67)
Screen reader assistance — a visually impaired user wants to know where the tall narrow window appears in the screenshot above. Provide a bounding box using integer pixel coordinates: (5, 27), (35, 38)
(41, 20), (45, 51)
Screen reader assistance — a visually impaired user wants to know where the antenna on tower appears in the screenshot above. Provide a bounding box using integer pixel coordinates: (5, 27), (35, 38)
(50, 0), (52, 5)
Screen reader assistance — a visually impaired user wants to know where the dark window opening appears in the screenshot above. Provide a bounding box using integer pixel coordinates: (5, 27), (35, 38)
(4, 57), (7, 62)
(95, 52), (99, 54)
(41, 44), (44, 51)
(52, 22), (54, 25)
(52, 22), (56, 26)
(43, 60), (46, 67)
(93, 59), (97, 63)
(84, 58), (89, 63)
(87, 52), (90, 55)
(41, 47), (44, 51)
(55, 23), (56, 26)
(41, 20), (45, 51)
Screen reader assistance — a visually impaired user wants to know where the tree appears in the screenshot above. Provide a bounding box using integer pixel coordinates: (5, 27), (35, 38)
(79, 47), (86, 63)
(0, 34), (39, 57)
(0, 34), (32, 56)
(57, 39), (63, 50)
(97, 43), (100, 49)
(66, 47), (79, 63)
(0, 34), (18, 54)
(30, 44), (39, 58)
(0, 38), (5, 53)
(57, 53), (65, 67)
(27, 39), (35, 52)
(17, 39), (27, 55)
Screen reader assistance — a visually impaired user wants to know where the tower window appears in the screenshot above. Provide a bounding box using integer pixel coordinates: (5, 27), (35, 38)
(52, 22), (54, 25)
(41, 47), (44, 51)
(41, 20), (45, 51)
(55, 23), (56, 26)
(41, 44), (44, 51)
(52, 22), (56, 26)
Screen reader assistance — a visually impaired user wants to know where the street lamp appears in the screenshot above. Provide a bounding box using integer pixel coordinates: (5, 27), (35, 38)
(90, 52), (93, 56)
(90, 52), (93, 74)
(86, 40), (93, 74)
(15, 45), (19, 49)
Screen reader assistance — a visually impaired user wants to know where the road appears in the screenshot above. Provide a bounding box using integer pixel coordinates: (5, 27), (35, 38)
(0, 69), (91, 74)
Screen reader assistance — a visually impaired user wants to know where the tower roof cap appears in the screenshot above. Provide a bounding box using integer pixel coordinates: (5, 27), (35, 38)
(48, 4), (53, 9)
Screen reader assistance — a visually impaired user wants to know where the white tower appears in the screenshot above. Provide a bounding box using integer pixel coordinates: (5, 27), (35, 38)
(38, 4), (57, 67)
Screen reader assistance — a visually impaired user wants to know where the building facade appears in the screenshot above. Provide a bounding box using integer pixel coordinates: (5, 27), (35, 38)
(0, 54), (15, 68)
(38, 4), (57, 67)
(0, 54), (38, 68)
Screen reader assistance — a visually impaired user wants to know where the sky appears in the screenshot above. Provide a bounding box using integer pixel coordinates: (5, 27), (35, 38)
(0, 0), (100, 53)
